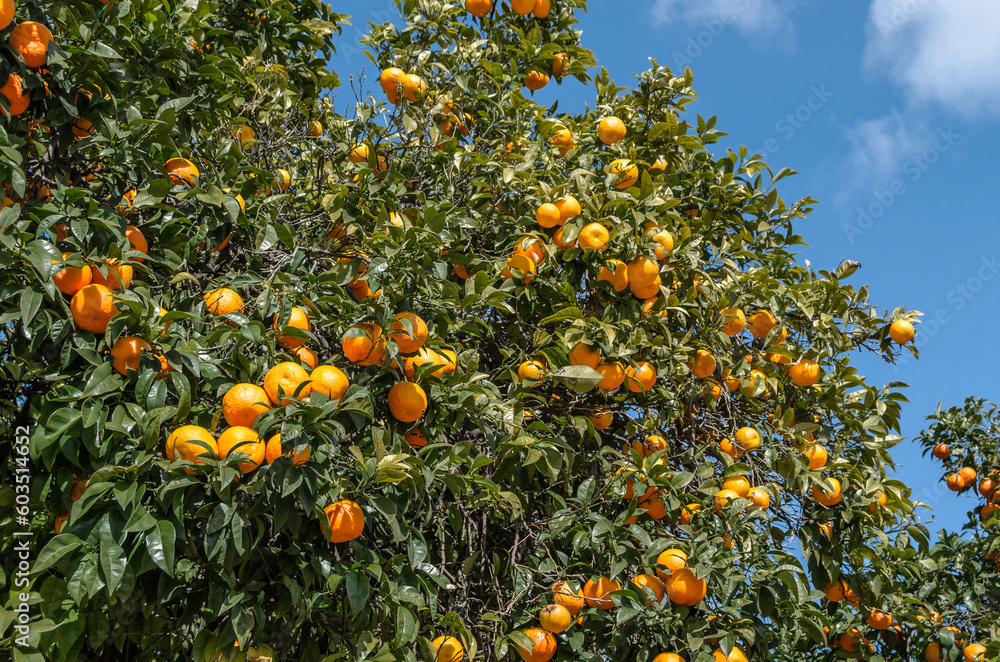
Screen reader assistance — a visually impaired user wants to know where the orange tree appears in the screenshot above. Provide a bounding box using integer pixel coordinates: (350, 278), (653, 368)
(0, 0), (960, 660)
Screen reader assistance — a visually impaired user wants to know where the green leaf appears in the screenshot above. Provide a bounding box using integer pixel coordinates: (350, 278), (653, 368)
(539, 306), (582, 325)
(346, 569), (370, 616)
(145, 520), (176, 573)
(32, 535), (82, 574)
(551, 365), (605, 393)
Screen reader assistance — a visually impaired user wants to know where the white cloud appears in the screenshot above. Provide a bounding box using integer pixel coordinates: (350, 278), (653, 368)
(651, 0), (795, 37)
(867, 0), (1000, 115)
(843, 109), (929, 186)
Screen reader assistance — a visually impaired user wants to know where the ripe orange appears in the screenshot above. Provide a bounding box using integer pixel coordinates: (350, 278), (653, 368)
(124, 225), (147, 262)
(70, 283), (118, 333)
(391, 312), (428, 353)
(552, 226), (575, 250)
(568, 343), (600, 369)
(516, 627), (556, 662)
(712, 646), (748, 662)
(654, 548), (688, 582)
(722, 475), (751, 498)
(0, 0), (12, 31)
(534, 0), (552, 18)
(978, 478), (997, 498)
(325, 500), (364, 543)
(926, 643), (942, 662)
(868, 489), (888, 513)
(401, 73), (426, 102)
(889, 319), (914, 344)
(823, 580), (853, 602)
(551, 51), (568, 74)
(306, 120), (323, 137)
(343, 323), (386, 365)
(552, 581), (585, 616)
(959, 466), (978, 484)
(271, 306), (311, 348)
(631, 573), (665, 606)
(274, 169), (291, 191)
(947, 473), (967, 491)
(518, 360), (545, 385)
(788, 359), (821, 387)
(204, 287), (243, 315)
(578, 223), (610, 250)
(598, 116), (627, 145)
(964, 643), (987, 661)
(503, 253), (536, 282)
(511, 0), (535, 15)
(803, 443), (828, 470)
(747, 487), (771, 510)
(747, 309), (777, 338)
(678, 503), (701, 525)
(263, 361), (312, 406)
(89, 259), (133, 290)
(292, 345), (318, 369)
(110, 336), (151, 375)
(388, 382), (428, 422)
(625, 361), (656, 392)
(378, 67), (405, 94)
(597, 259), (629, 291)
(714, 489), (741, 512)
(348, 143), (370, 164)
(165, 157), (200, 186)
(217, 426), (265, 473)
(466, 0), (492, 17)
(0, 73), (29, 116)
(650, 230), (674, 259)
(665, 567), (707, 606)
(932, 443), (950, 460)
(813, 477), (843, 506)
(689, 349), (716, 378)
(588, 409), (612, 430)
(264, 433), (310, 467)
(53, 253), (92, 295)
(514, 236), (546, 266)
(310, 365), (350, 403)
(582, 576), (621, 609)
(538, 604), (571, 633)
(722, 307), (745, 335)
(554, 196), (581, 223)
(222, 383), (270, 427)
(867, 609), (894, 630)
(595, 362), (625, 391)
(232, 124), (255, 146)
(638, 487), (667, 520)
(525, 71), (550, 91)
(432, 635), (464, 662)
(608, 158), (638, 189)
(165, 425), (217, 465)
(10, 21), (52, 68)
(627, 256), (660, 289)
(535, 202), (562, 228)
(652, 655), (683, 662)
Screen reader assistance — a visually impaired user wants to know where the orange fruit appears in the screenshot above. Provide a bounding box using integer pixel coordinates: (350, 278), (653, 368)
(325, 500), (364, 543)
(306, 120), (323, 137)
(511, 0), (535, 14)
(946, 474), (966, 491)
(124, 225), (147, 262)
(222, 383), (270, 427)
(714, 489), (741, 512)
(712, 646), (748, 662)
(747, 487), (771, 510)
(274, 169), (291, 191)
(204, 288), (243, 316)
(552, 581), (585, 616)
(310, 365), (350, 403)
(979, 478), (998, 498)
(568, 343), (600, 369)
(404, 429), (428, 448)
(0, 0), (13, 31)
(402, 347), (448, 380)
(631, 573), (665, 606)
(868, 489), (888, 513)
(747, 309), (777, 338)
(932, 443), (950, 459)
(678, 503), (701, 525)
(655, 548), (688, 582)
(595, 362), (625, 391)
(722, 475), (751, 498)
(550, 51), (568, 74)
(638, 486), (667, 520)
(273, 306), (311, 348)
(343, 323), (387, 365)
(554, 196), (581, 223)
(959, 466), (978, 483)
(292, 345), (318, 369)
(525, 71), (550, 92)
(588, 409), (612, 430)
(803, 443), (828, 470)
(378, 67), (405, 94)
(788, 359), (821, 387)
(534, 0), (552, 18)
(652, 655), (683, 662)
(466, 0), (492, 17)
(625, 361), (656, 392)
(401, 73), (426, 102)
(232, 124), (255, 146)
(432, 635), (464, 662)
(665, 568), (707, 606)
(689, 349), (716, 378)
(217, 426), (265, 474)
(627, 256), (660, 289)
(165, 425), (217, 465)
(263, 361), (312, 406)
(926, 643), (942, 662)
(165, 157), (200, 186)
(889, 319), (914, 344)
(518, 359), (545, 385)
(53, 253), (93, 295)
(514, 236), (547, 265)
(264, 432), (310, 467)
(867, 609), (894, 630)
(348, 143), (370, 164)
(722, 307), (745, 335)
(535, 202), (562, 228)
(813, 477), (843, 506)
(608, 158), (638, 189)
(89, 259), (133, 290)
(391, 312), (428, 353)
(503, 253), (536, 282)
(70, 283), (118, 333)
(578, 223), (609, 250)
(965, 643), (987, 661)
(10, 21), (52, 68)
(598, 116), (627, 145)
(552, 226), (576, 249)
(388, 382), (428, 422)
(110, 336), (151, 375)
(597, 258), (629, 291)
(516, 627), (556, 662)
(0, 73), (29, 116)
(538, 604), (571, 633)
(650, 231), (674, 259)
(582, 576), (621, 609)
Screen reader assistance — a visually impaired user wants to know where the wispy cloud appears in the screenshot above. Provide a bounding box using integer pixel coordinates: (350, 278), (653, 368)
(843, 109), (930, 187)
(866, 0), (1000, 115)
(651, 0), (795, 37)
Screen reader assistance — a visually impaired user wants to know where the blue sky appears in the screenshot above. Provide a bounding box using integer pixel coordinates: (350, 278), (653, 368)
(328, 0), (999, 535)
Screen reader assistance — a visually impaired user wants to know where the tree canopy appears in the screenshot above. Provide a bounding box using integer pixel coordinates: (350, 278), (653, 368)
(1, 0), (994, 661)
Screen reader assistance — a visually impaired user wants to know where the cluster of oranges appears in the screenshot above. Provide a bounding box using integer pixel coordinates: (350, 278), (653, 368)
(378, 66), (427, 105)
(932, 443), (1000, 522)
